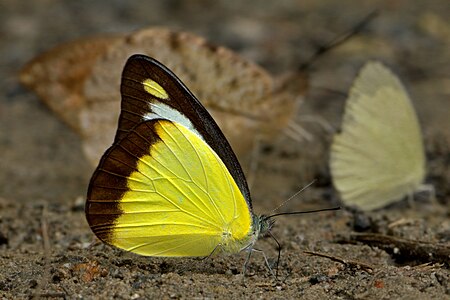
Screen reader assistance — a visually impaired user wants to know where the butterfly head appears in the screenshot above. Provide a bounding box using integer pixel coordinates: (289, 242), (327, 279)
(253, 214), (275, 239)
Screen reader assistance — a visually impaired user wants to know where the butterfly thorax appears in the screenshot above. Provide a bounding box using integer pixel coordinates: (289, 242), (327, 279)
(218, 214), (273, 254)
(253, 214), (274, 239)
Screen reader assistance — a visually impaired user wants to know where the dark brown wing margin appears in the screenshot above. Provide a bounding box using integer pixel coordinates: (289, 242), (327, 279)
(86, 121), (161, 243)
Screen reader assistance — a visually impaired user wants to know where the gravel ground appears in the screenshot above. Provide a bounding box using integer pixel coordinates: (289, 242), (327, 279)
(1, 1), (449, 299)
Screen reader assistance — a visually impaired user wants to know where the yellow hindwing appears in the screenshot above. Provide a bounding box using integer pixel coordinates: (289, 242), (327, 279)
(110, 120), (252, 256)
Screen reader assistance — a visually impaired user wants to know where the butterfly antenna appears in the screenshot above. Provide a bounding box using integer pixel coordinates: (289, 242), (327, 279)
(265, 207), (340, 279)
(269, 179), (317, 215)
(268, 231), (282, 279)
(299, 10), (379, 71)
(268, 206), (340, 219)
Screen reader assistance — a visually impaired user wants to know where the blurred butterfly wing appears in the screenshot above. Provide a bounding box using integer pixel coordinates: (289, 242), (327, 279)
(330, 62), (425, 211)
(87, 120), (252, 256)
(19, 35), (123, 132)
(117, 55), (251, 207)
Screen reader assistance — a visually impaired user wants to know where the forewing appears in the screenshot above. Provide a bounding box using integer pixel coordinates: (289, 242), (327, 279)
(118, 55), (252, 206)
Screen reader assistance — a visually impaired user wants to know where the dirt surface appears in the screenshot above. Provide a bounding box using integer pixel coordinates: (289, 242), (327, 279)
(1, 1), (449, 299)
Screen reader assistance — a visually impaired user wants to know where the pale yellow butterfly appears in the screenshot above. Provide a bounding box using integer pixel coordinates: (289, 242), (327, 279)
(330, 61), (426, 211)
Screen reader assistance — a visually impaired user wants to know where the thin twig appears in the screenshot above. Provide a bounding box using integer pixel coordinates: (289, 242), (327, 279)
(304, 250), (374, 273)
(347, 233), (450, 265)
(299, 10), (379, 71)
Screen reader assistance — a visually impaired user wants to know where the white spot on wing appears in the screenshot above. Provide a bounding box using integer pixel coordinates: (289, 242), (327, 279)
(143, 102), (203, 140)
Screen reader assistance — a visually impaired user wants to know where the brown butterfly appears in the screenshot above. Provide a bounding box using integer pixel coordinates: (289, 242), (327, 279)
(20, 28), (306, 168)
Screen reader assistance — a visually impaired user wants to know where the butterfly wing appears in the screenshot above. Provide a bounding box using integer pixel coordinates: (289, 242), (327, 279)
(19, 35), (123, 132)
(118, 55), (251, 207)
(87, 119), (252, 256)
(330, 61), (425, 211)
(86, 55), (253, 256)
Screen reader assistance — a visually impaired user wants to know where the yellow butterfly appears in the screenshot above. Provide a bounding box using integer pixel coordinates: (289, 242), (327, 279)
(85, 54), (277, 273)
(330, 61), (427, 211)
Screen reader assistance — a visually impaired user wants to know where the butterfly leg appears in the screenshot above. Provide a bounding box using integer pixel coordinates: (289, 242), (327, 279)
(201, 243), (222, 261)
(252, 248), (275, 278)
(185, 244), (223, 275)
(241, 249), (253, 277)
(417, 183), (437, 205)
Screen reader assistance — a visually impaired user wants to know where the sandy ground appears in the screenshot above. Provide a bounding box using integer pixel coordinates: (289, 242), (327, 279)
(1, 1), (449, 299)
